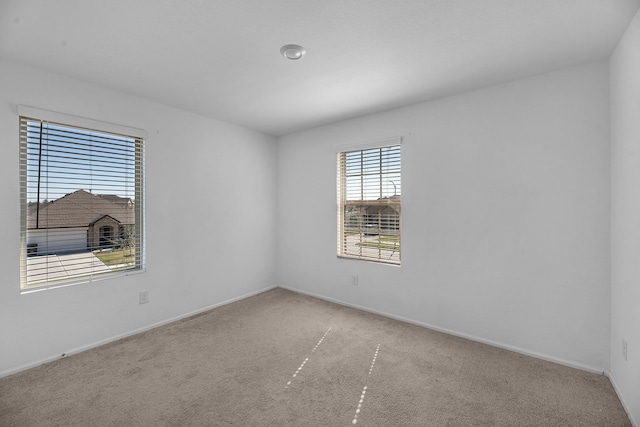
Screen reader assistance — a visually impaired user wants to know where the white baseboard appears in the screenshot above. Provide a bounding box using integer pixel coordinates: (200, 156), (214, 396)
(607, 372), (638, 427)
(277, 285), (605, 376)
(1, 283), (608, 380)
(0, 285), (277, 379)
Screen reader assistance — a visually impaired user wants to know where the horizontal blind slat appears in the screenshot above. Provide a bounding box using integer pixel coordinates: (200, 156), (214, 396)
(20, 116), (144, 291)
(337, 144), (401, 264)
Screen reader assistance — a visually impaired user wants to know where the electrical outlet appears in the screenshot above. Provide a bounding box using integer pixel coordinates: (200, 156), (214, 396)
(352, 275), (359, 286)
(139, 290), (149, 304)
(622, 339), (628, 361)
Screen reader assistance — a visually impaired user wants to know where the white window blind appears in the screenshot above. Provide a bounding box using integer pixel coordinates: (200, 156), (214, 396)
(337, 143), (401, 264)
(19, 114), (145, 291)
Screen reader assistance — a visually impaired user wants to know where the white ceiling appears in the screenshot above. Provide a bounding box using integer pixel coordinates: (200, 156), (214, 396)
(1, 0), (639, 136)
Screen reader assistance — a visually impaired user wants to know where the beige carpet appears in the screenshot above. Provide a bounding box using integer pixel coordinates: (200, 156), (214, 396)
(0, 288), (630, 426)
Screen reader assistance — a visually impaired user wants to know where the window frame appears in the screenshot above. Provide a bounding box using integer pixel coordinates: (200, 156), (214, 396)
(336, 138), (402, 265)
(18, 105), (146, 293)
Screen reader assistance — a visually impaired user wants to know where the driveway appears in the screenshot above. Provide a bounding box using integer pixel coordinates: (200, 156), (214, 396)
(26, 251), (111, 287)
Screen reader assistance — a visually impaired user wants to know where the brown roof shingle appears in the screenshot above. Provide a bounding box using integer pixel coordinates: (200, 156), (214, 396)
(27, 189), (134, 229)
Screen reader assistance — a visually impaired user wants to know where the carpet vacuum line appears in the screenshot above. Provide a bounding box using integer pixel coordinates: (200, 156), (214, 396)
(352, 343), (380, 425)
(285, 327), (332, 388)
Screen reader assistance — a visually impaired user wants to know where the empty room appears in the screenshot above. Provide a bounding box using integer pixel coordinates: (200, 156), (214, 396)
(1, 1), (639, 426)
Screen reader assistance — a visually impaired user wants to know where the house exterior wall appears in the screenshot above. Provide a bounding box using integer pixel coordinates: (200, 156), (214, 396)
(363, 204), (400, 230)
(88, 216), (122, 250)
(26, 228), (88, 255)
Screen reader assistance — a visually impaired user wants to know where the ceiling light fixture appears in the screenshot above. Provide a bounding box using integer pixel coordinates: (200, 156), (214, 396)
(280, 44), (306, 60)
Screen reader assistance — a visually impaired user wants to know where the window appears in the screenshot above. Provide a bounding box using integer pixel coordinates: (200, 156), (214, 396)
(337, 141), (401, 264)
(99, 226), (114, 248)
(19, 107), (145, 291)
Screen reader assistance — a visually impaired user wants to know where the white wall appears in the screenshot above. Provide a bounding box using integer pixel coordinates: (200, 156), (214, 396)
(0, 60), (278, 376)
(277, 62), (611, 372)
(0, 42), (632, 418)
(610, 7), (640, 425)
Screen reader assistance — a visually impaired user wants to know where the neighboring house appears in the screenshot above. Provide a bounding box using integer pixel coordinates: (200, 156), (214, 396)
(345, 195), (401, 233)
(27, 189), (135, 255)
(98, 194), (135, 210)
(364, 195), (400, 231)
